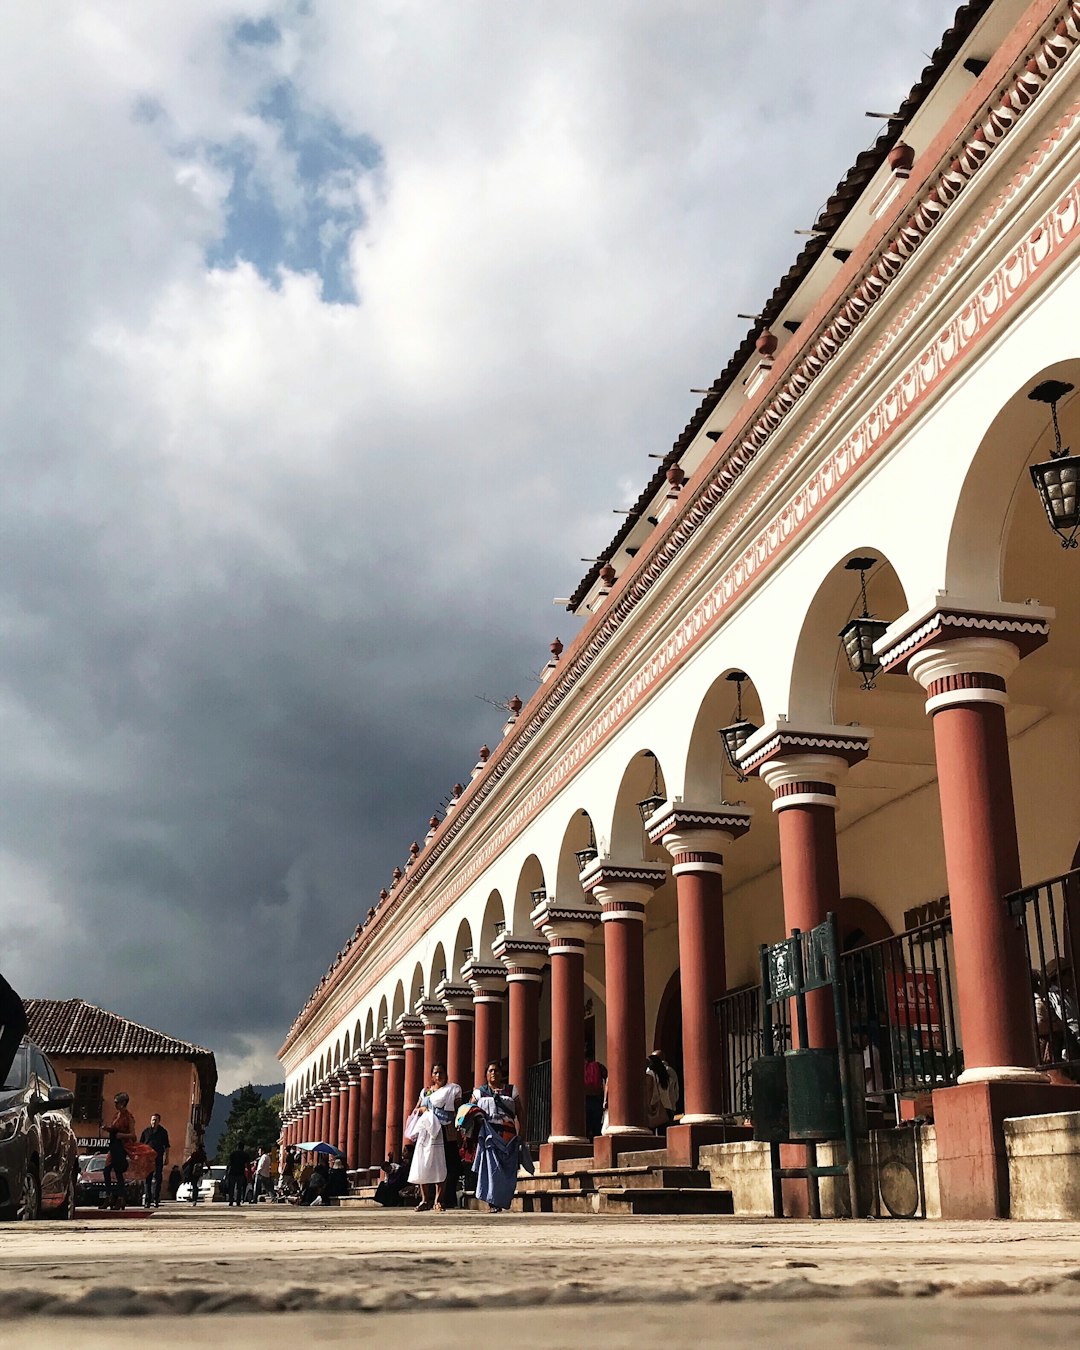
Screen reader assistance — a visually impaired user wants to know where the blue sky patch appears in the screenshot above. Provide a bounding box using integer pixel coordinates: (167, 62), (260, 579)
(202, 79), (382, 304)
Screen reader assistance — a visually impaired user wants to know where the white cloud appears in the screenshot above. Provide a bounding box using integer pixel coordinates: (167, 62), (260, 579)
(0, 0), (963, 1057)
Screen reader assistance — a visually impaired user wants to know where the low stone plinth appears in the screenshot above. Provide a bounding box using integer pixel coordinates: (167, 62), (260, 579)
(1006, 1110), (1080, 1219)
(698, 1140), (774, 1216)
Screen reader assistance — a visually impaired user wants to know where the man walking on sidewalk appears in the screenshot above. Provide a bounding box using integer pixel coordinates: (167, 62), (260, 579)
(140, 1113), (170, 1207)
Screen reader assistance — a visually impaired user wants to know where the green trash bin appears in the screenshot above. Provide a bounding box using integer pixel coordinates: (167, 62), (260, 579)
(751, 1056), (789, 1142)
(785, 1048), (843, 1141)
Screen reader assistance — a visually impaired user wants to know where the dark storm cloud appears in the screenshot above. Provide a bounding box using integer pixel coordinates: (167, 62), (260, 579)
(0, 1), (963, 1085)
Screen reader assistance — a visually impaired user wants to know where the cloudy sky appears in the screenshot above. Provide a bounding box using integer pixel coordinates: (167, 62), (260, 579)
(1, 0), (962, 1089)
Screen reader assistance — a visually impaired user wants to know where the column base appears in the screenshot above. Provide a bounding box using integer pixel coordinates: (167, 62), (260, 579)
(664, 1121), (754, 1168)
(591, 1132), (655, 1168)
(958, 1066), (1049, 1085)
(539, 1140), (593, 1172)
(933, 1079), (1080, 1218)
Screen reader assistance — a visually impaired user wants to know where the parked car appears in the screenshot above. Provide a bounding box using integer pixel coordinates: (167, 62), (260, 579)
(75, 1153), (144, 1210)
(0, 1040), (78, 1220)
(176, 1164), (225, 1204)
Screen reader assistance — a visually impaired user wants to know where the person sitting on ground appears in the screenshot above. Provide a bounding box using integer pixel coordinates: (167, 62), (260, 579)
(326, 1157), (350, 1199)
(300, 1158), (330, 1206)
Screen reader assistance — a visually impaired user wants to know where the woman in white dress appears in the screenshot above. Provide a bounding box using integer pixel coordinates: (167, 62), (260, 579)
(408, 1063), (462, 1212)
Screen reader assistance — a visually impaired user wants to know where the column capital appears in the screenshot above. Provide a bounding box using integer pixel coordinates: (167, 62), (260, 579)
(646, 802), (752, 874)
(395, 1014), (425, 1049)
(383, 1031), (405, 1059)
(461, 957), (507, 998)
(739, 721), (871, 811)
(367, 1041), (387, 1065)
(434, 979), (475, 1017)
(353, 1052), (373, 1077)
(876, 596), (1052, 680)
(531, 895), (599, 946)
(580, 860), (667, 921)
(493, 931), (549, 981)
(416, 999), (447, 1029)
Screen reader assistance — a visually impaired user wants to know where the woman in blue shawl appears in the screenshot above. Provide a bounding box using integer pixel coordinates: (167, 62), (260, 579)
(469, 1061), (528, 1213)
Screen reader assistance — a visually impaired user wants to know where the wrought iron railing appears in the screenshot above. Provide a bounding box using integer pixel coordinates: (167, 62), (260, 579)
(714, 913), (962, 1115)
(841, 916), (962, 1100)
(1007, 867), (1080, 1077)
(525, 1058), (552, 1146)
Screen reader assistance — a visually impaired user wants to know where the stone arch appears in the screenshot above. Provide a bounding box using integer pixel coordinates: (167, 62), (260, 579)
(607, 749), (670, 862)
(364, 1009), (375, 1046)
(946, 358), (1080, 598)
(429, 941), (448, 992)
(683, 666), (766, 802)
(391, 981), (405, 1024)
(554, 812), (595, 903)
(376, 993), (389, 1036)
(452, 918), (475, 977)
(342, 1030), (350, 1060)
(512, 855), (547, 933)
(353, 1019), (362, 1052)
(477, 889), (507, 957)
(835, 895), (893, 951)
(786, 548), (910, 725)
(408, 961), (425, 1011)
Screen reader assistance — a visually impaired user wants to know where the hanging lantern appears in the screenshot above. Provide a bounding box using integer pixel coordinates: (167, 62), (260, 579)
(575, 812), (598, 873)
(636, 751), (665, 824)
(719, 671), (758, 782)
(1028, 380), (1079, 548)
(838, 557), (889, 690)
(530, 888), (547, 908)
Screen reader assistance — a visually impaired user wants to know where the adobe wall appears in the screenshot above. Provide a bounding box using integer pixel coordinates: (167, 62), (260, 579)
(50, 1055), (202, 1160)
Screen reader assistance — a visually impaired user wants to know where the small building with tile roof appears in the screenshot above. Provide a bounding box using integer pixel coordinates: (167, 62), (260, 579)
(23, 998), (217, 1159)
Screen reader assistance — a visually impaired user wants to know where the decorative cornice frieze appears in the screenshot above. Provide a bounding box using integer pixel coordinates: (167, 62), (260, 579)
(281, 7), (1080, 1061)
(876, 599), (1053, 672)
(738, 726), (873, 776)
(645, 801), (753, 846)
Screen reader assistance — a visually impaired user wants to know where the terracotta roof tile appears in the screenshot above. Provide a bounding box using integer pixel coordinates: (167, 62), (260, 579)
(23, 998), (213, 1060)
(567, 0), (992, 611)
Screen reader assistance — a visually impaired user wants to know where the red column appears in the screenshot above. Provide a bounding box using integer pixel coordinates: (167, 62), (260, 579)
(369, 1046), (388, 1166)
(465, 963), (506, 1085)
(315, 1089), (329, 1142)
(583, 866), (665, 1135)
(305, 1101), (316, 1142)
(400, 1017), (425, 1117)
(536, 910), (596, 1143)
(650, 806), (752, 1122)
(743, 731), (870, 1048)
(344, 1071), (361, 1169)
(327, 1082), (341, 1150)
(907, 641), (1040, 1075)
(356, 1056), (374, 1169)
(440, 987), (475, 1093)
(419, 1002), (448, 1079)
(384, 1035), (405, 1161)
(494, 934), (548, 1119)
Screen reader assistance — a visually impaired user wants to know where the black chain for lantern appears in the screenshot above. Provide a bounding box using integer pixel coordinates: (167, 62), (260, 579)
(719, 671), (758, 782)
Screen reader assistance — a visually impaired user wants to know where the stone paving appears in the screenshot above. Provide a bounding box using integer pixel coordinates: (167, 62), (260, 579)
(2, 1206), (1080, 1345)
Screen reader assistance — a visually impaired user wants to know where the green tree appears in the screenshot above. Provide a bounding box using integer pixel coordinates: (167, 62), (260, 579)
(214, 1084), (281, 1163)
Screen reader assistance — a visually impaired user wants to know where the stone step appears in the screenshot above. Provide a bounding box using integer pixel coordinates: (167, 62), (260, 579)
(616, 1147), (670, 1168)
(597, 1187), (735, 1216)
(589, 1166), (712, 1190)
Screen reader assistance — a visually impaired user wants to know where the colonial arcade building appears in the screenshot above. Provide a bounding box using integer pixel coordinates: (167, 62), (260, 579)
(279, 0), (1080, 1219)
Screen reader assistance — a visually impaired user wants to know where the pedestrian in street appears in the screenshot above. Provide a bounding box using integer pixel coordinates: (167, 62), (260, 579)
(646, 1049), (680, 1131)
(139, 1112), (170, 1208)
(182, 1133), (208, 1206)
(102, 1091), (136, 1210)
(470, 1061), (527, 1214)
(584, 1044), (606, 1139)
(167, 1165), (183, 1201)
(407, 1062), (462, 1212)
(254, 1146), (273, 1202)
(225, 1141), (250, 1207)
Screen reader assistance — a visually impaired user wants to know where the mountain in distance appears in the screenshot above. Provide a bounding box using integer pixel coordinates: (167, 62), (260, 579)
(204, 1082), (283, 1156)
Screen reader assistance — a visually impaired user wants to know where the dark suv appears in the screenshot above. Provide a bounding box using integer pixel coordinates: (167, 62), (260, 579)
(0, 1040), (77, 1220)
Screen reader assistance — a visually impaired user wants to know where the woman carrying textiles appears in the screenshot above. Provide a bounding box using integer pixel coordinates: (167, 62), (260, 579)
(407, 1063), (462, 1212)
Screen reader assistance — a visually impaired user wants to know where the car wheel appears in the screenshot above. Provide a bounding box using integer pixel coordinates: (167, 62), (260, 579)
(48, 1171), (76, 1220)
(17, 1168), (41, 1222)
